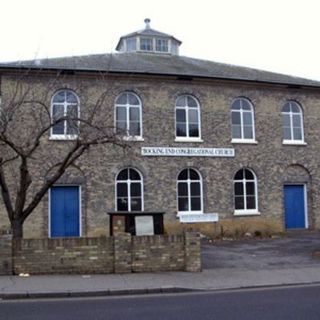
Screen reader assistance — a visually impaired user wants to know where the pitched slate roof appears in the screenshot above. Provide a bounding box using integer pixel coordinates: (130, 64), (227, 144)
(1, 52), (319, 88)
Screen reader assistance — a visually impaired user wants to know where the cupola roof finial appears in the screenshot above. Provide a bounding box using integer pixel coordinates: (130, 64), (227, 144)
(144, 18), (151, 29)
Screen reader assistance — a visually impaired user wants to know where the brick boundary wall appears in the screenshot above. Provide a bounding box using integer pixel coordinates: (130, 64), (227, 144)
(4, 232), (200, 275)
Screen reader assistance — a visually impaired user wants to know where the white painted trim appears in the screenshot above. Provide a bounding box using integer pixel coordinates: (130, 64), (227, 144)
(175, 137), (204, 143)
(282, 140), (307, 145)
(231, 139), (258, 144)
(234, 210), (260, 216)
(48, 185), (82, 238)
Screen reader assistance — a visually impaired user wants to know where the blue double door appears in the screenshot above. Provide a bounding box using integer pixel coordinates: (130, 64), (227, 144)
(284, 185), (307, 229)
(50, 186), (80, 237)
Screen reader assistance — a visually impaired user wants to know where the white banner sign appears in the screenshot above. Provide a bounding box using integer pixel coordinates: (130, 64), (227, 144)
(179, 213), (219, 223)
(141, 147), (234, 157)
(135, 216), (154, 235)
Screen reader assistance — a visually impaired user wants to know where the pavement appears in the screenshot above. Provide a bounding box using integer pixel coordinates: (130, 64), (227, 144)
(1, 232), (320, 299)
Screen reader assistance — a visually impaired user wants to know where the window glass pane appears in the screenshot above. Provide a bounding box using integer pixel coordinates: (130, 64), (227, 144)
(129, 121), (140, 136)
(292, 114), (301, 127)
(178, 183), (188, 196)
(128, 94), (140, 105)
(282, 114), (290, 127)
(129, 169), (141, 180)
(131, 198), (142, 211)
(189, 124), (199, 137)
(231, 99), (241, 110)
(243, 112), (252, 125)
(191, 197), (201, 211)
(66, 91), (77, 103)
(131, 183), (141, 196)
(290, 102), (300, 113)
(293, 128), (302, 140)
(234, 182), (244, 195)
(283, 127), (291, 140)
(232, 125), (241, 139)
(246, 182), (255, 195)
(117, 169), (128, 180)
(246, 196), (256, 209)
(243, 125), (253, 139)
(156, 39), (168, 52)
(176, 96), (186, 107)
(176, 123), (187, 137)
(140, 38), (153, 51)
(188, 109), (198, 123)
(117, 183), (128, 197)
(66, 105), (78, 135)
(245, 169), (254, 180)
(116, 121), (127, 134)
(116, 94), (127, 105)
(187, 96), (198, 108)
(178, 197), (189, 211)
(234, 169), (244, 180)
(176, 109), (186, 122)
(282, 103), (290, 112)
(231, 111), (241, 125)
(127, 38), (137, 51)
(178, 169), (188, 180)
(241, 99), (251, 111)
(52, 105), (64, 135)
(191, 182), (200, 196)
(235, 196), (244, 210)
(129, 107), (140, 121)
(53, 91), (65, 103)
(189, 169), (199, 180)
(117, 106), (126, 121)
(117, 197), (128, 211)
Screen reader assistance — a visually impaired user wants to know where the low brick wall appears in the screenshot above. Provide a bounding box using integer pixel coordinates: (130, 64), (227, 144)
(0, 235), (12, 275)
(10, 232), (200, 275)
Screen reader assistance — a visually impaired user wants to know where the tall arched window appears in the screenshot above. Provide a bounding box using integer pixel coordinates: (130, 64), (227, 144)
(281, 101), (304, 143)
(231, 98), (255, 142)
(115, 92), (142, 138)
(177, 168), (203, 214)
(175, 95), (201, 140)
(233, 168), (258, 214)
(51, 90), (79, 138)
(116, 168), (143, 211)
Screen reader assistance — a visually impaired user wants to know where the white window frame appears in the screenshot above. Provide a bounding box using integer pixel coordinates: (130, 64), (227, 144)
(231, 98), (256, 143)
(175, 95), (202, 142)
(114, 92), (143, 140)
(281, 101), (305, 145)
(177, 168), (203, 216)
(50, 90), (80, 140)
(233, 168), (259, 216)
(155, 38), (169, 53)
(115, 168), (144, 212)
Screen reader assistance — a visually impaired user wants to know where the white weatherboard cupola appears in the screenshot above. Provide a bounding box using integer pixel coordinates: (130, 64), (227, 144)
(116, 19), (182, 55)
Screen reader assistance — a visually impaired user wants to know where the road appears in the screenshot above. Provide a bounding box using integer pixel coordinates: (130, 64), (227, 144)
(1, 284), (320, 320)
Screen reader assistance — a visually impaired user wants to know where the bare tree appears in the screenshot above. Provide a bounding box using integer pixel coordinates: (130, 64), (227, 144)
(0, 71), (128, 239)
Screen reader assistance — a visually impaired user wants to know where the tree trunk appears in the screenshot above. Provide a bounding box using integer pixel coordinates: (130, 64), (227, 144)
(11, 219), (23, 239)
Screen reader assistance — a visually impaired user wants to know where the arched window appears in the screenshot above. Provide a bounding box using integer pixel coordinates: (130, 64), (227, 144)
(231, 98), (255, 141)
(116, 168), (143, 211)
(115, 92), (142, 137)
(51, 90), (79, 137)
(177, 168), (203, 214)
(175, 95), (201, 140)
(233, 168), (258, 214)
(281, 101), (304, 143)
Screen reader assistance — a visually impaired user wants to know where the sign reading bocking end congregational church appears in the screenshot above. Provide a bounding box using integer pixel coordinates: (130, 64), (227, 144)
(141, 147), (235, 157)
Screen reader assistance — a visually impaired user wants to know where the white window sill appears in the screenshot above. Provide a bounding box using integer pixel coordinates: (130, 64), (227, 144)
(49, 135), (78, 141)
(231, 139), (257, 144)
(233, 210), (260, 216)
(177, 211), (203, 217)
(175, 137), (203, 143)
(122, 136), (144, 142)
(282, 140), (307, 145)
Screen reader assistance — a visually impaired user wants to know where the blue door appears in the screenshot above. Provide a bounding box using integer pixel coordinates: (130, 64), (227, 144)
(284, 185), (306, 229)
(50, 186), (80, 237)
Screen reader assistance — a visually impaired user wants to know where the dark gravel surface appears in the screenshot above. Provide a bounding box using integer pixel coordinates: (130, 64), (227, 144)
(202, 231), (320, 270)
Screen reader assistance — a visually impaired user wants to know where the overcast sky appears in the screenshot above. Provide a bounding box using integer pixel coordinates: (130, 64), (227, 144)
(1, 0), (320, 81)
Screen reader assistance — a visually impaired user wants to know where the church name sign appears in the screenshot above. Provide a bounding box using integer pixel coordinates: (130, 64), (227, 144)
(141, 147), (235, 157)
